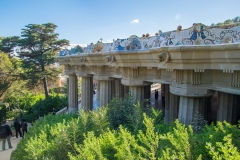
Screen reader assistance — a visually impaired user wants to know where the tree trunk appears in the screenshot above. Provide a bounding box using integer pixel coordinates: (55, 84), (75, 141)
(41, 60), (49, 98)
(43, 77), (49, 98)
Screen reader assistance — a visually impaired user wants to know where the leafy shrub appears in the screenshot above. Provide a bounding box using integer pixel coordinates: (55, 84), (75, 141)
(0, 104), (7, 120)
(206, 134), (240, 160)
(4, 92), (45, 113)
(10, 97), (240, 160)
(106, 93), (138, 130)
(106, 93), (153, 134)
(69, 115), (240, 160)
(23, 93), (67, 122)
(191, 121), (240, 159)
(11, 108), (109, 160)
(11, 114), (77, 160)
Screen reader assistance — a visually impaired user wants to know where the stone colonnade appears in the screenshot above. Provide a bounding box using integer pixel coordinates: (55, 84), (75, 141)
(59, 43), (240, 125)
(68, 75), (240, 125)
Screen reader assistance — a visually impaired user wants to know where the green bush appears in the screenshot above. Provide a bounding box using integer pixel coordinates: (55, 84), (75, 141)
(11, 108), (109, 160)
(68, 115), (240, 160)
(23, 93), (67, 122)
(49, 87), (67, 94)
(0, 104), (7, 121)
(10, 98), (240, 160)
(4, 93), (45, 114)
(11, 114), (77, 160)
(106, 93), (154, 134)
(3, 92), (67, 122)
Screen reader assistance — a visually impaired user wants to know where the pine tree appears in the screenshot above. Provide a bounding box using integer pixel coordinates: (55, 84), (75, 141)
(17, 23), (69, 98)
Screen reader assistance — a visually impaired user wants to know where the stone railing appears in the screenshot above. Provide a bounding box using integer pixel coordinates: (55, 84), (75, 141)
(56, 98), (82, 115)
(56, 107), (68, 115)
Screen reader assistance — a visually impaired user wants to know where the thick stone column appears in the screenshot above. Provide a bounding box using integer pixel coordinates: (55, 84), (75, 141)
(204, 97), (211, 121)
(123, 86), (129, 97)
(99, 80), (112, 107)
(68, 74), (78, 113)
(111, 80), (116, 98)
(164, 84), (170, 123)
(178, 96), (206, 125)
(144, 85), (151, 100)
(217, 92), (240, 124)
(169, 93), (180, 123)
(144, 85), (151, 106)
(96, 81), (100, 100)
(129, 86), (145, 105)
(115, 79), (123, 98)
(81, 76), (93, 111)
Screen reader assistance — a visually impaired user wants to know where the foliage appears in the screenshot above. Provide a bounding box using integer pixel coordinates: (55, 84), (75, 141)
(224, 19), (233, 24)
(191, 111), (207, 134)
(11, 108), (109, 160)
(191, 121), (240, 159)
(3, 91), (67, 122)
(11, 114), (77, 160)
(49, 86), (67, 94)
(106, 93), (145, 133)
(10, 97), (240, 160)
(74, 45), (83, 53)
(206, 134), (240, 160)
(0, 104), (7, 121)
(232, 16), (240, 23)
(209, 16), (240, 29)
(0, 51), (23, 100)
(68, 113), (240, 160)
(23, 93), (68, 122)
(0, 36), (19, 57)
(17, 23), (69, 98)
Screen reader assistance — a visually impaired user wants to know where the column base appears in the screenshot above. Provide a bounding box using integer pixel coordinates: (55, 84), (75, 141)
(68, 107), (77, 114)
(178, 96), (207, 125)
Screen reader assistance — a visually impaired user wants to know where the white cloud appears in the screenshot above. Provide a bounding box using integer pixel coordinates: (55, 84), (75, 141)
(103, 39), (113, 43)
(62, 44), (87, 49)
(131, 19), (139, 23)
(175, 14), (181, 20)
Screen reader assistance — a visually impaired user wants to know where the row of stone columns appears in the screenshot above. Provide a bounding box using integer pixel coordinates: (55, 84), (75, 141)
(217, 92), (240, 124)
(68, 74), (78, 113)
(81, 76), (93, 111)
(99, 80), (111, 107)
(162, 84), (240, 125)
(68, 75), (240, 125)
(68, 75), (152, 111)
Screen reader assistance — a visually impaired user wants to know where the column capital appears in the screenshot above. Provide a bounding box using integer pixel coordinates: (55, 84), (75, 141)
(76, 72), (92, 77)
(170, 86), (214, 97)
(64, 70), (76, 75)
(93, 75), (114, 81)
(121, 78), (151, 86)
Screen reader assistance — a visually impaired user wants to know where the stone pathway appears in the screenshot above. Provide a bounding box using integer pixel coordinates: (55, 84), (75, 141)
(0, 136), (21, 160)
(0, 121), (31, 160)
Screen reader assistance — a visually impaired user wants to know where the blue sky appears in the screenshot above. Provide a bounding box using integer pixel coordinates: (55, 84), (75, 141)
(0, 0), (239, 46)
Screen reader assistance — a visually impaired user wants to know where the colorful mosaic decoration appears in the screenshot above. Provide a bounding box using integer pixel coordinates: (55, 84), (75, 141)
(60, 23), (240, 56)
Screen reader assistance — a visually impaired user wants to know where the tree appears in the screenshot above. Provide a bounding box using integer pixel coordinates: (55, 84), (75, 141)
(0, 104), (7, 120)
(224, 19), (233, 24)
(0, 36), (20, 57)
(216, 22), (224, 26)
(74, 45), (83, 53)
(232, 16), (240, 23)
(0, 51), (23, 100)
(17, 23), (69, 98)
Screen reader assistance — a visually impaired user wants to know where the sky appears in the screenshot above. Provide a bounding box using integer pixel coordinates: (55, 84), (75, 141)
(0, 0), (239, 47)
